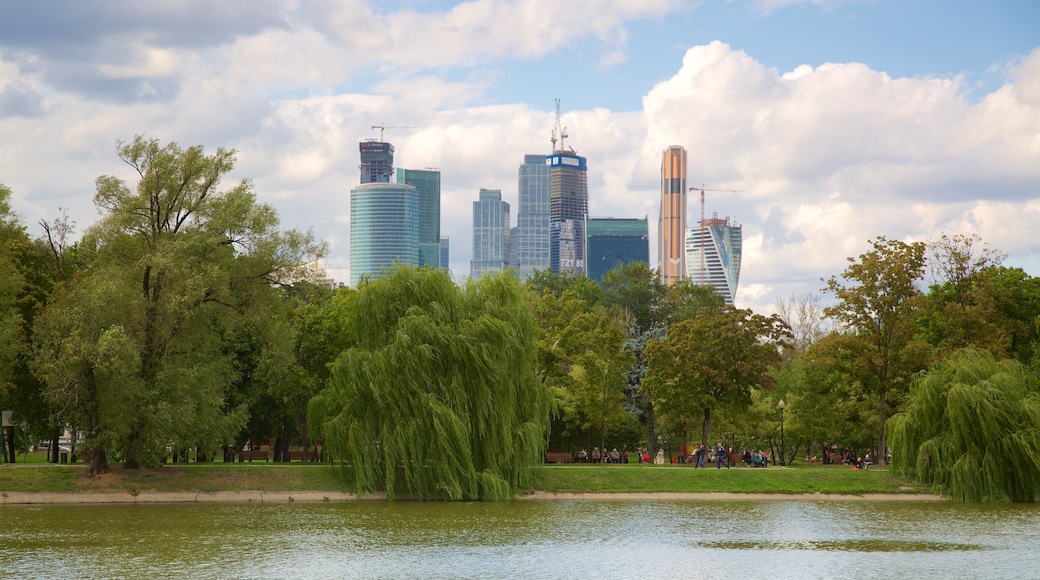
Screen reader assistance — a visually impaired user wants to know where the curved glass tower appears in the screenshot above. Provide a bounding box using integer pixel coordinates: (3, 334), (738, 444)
(685, 215), (742, 305)
(349, 182), (419, 286)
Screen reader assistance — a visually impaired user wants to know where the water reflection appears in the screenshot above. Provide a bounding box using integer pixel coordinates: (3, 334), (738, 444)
(1, 500), (1038, 579)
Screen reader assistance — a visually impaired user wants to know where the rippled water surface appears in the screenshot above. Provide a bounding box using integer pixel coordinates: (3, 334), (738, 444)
(2, 500), (1039, 579)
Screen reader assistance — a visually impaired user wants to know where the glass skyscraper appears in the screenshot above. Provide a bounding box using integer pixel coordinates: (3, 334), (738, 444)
(470, 189), (510, 279)
(397, 168), (441, 268)
(586, 217), (649, 282)
(359, 141), (394, 184)
(659, 145), (687, 285)
(548, 152), (588, 275)
(515, 154), (550, 279)
(349, 182), (419, 286)
(685, 215), (742, 305)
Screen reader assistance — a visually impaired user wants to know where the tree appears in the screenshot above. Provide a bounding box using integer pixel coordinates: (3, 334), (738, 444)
(310, 267), (550, 500)
(774, 292), (829, 355)
(823, 236), (931, 465)
(888, 349), (1040, 502)
(643, 307), (790, 450)
(33, 136), (324, 470)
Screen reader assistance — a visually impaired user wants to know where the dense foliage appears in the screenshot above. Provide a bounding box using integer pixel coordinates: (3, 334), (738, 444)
(888, 349), (1040, 502)
(309, 267), (549, 500)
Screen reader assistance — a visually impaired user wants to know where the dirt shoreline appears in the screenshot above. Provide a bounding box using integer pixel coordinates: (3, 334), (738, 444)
(0, 490), (946, 505)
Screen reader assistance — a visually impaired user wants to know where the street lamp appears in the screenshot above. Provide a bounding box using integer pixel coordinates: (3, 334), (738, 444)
(777, 399), (786, 467)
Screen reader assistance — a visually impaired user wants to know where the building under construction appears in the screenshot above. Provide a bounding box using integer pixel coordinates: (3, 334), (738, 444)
(685, 213), (742, 305)
(547, 100), (588, 275)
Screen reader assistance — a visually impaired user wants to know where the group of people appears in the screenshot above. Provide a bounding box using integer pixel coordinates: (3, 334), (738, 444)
(808, 442), (873, 469)
(580, 447), (629, 463)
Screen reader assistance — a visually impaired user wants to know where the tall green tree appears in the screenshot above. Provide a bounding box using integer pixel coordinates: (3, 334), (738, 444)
(888, 348), (1040, 502)
(644, 307), (790, 449)
(33, 136), (324, 471)
(310, 267), (550, 500)
(824, 236), (931, 465)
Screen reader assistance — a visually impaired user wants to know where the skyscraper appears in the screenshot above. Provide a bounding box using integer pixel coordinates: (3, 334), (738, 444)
(685, 214), (742, 305)
(470, 189), (510, 279)
(586, 217), (649, 282)
(515, 154), (551, 279)
(548, 149), (588, 275)
(659, 145), (687, 286)
(359, 141), (394, 184)
(349, 181), (419, 286)
(397, 168), (441, 268)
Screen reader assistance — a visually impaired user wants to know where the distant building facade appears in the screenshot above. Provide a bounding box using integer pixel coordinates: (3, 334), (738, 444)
(349, 181), (419, 286)
(515, 154), (551, 279)
(659, 145), (687, 286)
(470, 189), (511, 279)
(397, 168), (442, 268)
(685, 214), (742, 305)
(586, 217), (649, 282)
(359, 141), (394, 184)
(548, 151), (588, 275)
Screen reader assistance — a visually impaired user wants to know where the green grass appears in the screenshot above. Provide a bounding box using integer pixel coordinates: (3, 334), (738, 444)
(530, 464), (927, 495)
(0, 461), (930, 497)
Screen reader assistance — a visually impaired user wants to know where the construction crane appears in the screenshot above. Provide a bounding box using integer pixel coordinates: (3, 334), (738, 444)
(550, 98), (569, 153)
(371, 124), (415, 142)
(689, 184), (743, 285)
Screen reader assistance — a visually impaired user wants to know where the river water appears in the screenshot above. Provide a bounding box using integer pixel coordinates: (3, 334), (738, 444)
(2, 499), (1038, 579)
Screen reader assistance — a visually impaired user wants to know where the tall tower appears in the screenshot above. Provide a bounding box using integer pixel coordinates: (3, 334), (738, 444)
(397, 168), (441, 268)
(548, 101), (588, 275)
(349, 182), (419, 286)
(515, 153), (551, 279)
(470, 189), (511, 279)
(359, 141), (394, 184)
(659, 145), (687, 285)
(685, 213), (742, 305)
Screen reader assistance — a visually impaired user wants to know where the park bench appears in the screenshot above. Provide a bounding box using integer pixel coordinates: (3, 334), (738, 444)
(544, 452), (574, 464)
(288, 450), (318, 462)
(239, 449), (269, 462)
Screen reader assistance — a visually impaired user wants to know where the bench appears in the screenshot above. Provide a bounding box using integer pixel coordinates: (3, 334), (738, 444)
(288, 450), (317, 462)
(239, 450), (269, 462)
(544, 452), (574, 464)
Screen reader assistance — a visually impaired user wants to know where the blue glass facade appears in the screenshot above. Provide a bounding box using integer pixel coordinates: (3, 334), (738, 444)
(349, 182), (419, 286)
(396, 168), (441, 268)
(586, 218), (649, 282)
(470, 189), (510, 280)
(515, 154), (550, 279)
(685, 217), (742, 305)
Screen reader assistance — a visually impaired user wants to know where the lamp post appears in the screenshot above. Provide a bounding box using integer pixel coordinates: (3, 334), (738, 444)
(777, 399), (786, 467)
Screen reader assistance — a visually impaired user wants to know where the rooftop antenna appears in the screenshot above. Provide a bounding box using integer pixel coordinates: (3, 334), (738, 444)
(551, 98), (568, 153)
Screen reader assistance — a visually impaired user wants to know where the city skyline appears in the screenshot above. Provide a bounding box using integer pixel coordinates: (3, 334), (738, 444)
(1, 1), (1037, 314)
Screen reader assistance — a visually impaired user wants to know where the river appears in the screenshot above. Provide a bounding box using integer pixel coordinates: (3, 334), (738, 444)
(2, 499), (1038, 579)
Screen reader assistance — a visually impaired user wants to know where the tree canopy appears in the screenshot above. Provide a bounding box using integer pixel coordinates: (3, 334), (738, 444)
(888, 349), (1040, 502)
(310, 267), (550, 500)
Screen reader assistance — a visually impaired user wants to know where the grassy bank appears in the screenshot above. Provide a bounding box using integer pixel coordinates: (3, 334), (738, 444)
(1, 461), (928, 497)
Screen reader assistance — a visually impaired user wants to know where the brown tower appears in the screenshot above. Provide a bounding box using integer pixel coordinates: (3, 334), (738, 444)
(659, 146), (687, 285)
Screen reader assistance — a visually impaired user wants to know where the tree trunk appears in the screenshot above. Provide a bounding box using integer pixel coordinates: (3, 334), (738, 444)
(85, 366), (109, 475)
(700, 407), (711, 449)
(878, 388), (888, 466)
(646, 403), (656, 458)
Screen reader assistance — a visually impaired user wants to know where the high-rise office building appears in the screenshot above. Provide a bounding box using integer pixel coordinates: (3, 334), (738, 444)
(397, 168), (441, 268)
(659, 145), (687, 286)
(586, 217), (649, 282)
(349, 181), (419, 286)
(359, 141), (394, 184)
(515, 154), (551, 279)
(470, 189), (511, 279)
(440, 237), (450, 272)
(548, 150), (588, 275)
(685, 214), (742, 305)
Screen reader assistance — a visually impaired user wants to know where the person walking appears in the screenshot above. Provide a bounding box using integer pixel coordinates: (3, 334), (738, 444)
(715, 443), (730, 469)
(695, 444), (705, 468)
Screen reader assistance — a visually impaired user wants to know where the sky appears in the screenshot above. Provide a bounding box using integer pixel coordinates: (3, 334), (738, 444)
(1, 0), (1038, 314)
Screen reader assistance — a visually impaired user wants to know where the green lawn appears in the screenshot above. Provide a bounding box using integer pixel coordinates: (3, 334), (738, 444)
(0, 461), (929, 497)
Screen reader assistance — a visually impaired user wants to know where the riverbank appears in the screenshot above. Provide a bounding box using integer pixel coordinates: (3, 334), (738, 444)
(0, 462), (941, 504)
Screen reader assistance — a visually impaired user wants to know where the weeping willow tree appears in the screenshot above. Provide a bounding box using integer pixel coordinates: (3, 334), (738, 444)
(309, 266), (549, 500)
(888, 348), (1040, 502)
